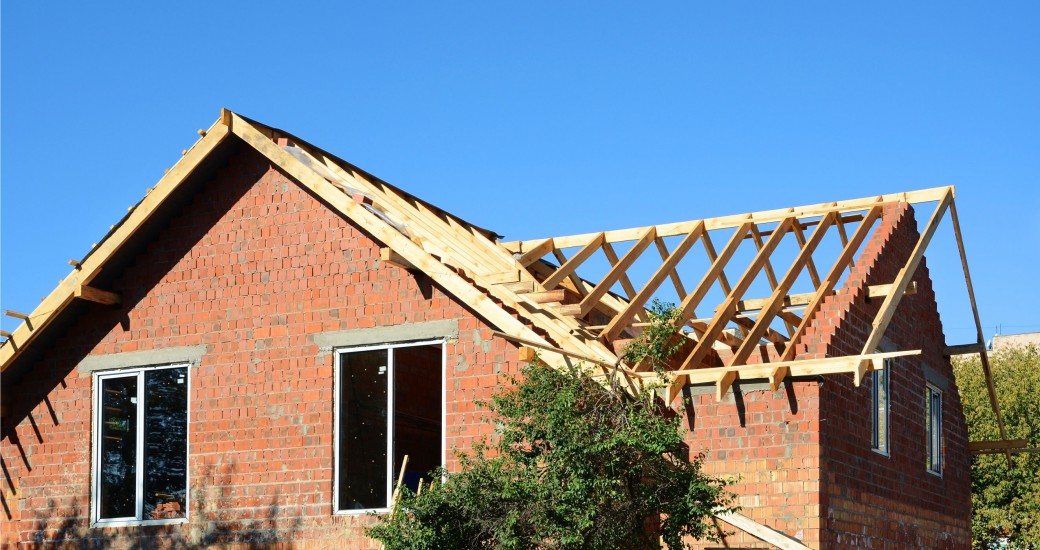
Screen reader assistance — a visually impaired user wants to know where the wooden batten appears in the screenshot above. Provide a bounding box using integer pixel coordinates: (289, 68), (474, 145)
(943, 342), (986, 356)
(867, 280), (918, 300)
(380, 247), (415, 270)
(968, 439), (1028, 452)
(74, 285), (121, 306)
(525, 289), (568, 304)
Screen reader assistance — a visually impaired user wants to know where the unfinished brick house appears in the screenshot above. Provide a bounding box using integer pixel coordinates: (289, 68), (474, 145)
(0, 110), (1009, 548)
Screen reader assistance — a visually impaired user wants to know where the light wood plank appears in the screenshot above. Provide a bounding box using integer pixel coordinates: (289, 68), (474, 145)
(713, 511), (812, 550)
(968, 439), (1027, 451)
(866, 280), (918, 299)
(778, 205), (884, 363)
(502, 187), (951, 251)
(573, 226), (656, 317)
(676, 217), (796, 375)
(518, 238), (555, 267)
(950, 198), (1012, 460)
(602, 223), (704, 342)
(860, 190), (952, 354)
(728, 212), (836, 366)
(943, 342), (986, 356)
(542, 233), (606, 291)
(74, 285), (121, 306)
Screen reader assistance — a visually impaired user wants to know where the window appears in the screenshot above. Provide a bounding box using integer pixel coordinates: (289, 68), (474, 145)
(334, 341), (443, 513)
(93, 364), (189, 524)
(871, 360), (890, 454)
(926, 384), (943, 475)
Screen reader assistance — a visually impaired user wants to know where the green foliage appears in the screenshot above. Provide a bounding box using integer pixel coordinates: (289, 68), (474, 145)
(620, 299), (684, 373)
(954, 345), (1040, 549)
(367, 359), (734, 549)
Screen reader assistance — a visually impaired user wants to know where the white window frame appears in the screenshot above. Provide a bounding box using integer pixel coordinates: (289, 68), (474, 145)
(925, 383), (943, 476)
(332, 339), (446, 515)
(92, 363), (191, 527)
(870, 359), (891, 456)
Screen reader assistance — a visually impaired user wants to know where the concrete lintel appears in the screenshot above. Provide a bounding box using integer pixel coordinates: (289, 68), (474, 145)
(77, 345), (207, 374)
(314, 319), (460, 356)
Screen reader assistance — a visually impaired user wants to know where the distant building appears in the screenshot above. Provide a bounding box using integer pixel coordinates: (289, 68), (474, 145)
(990, 332), (1040, 350)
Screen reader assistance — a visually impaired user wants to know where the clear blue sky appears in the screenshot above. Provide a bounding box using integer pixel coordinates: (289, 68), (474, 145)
(2, 2), (1038, 342)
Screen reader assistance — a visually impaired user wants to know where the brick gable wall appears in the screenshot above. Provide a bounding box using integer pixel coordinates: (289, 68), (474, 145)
(0, 144), (522, 548)
(685, 203), (970, 549)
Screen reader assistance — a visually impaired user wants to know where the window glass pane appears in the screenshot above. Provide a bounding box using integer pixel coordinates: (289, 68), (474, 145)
(874, 368), (888, 452)
(393, 344), (443, 493)
(339, 349), (389, 510)
(100, 376), (138, 519)
(143, 367), (188, 520)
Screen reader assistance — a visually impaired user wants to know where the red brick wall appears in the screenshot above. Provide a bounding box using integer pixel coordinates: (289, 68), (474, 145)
(686, 380), (824, 548)
(809, 203), (971, 548)
(0, 143), (522, 548)
(685, 203), (970, 549)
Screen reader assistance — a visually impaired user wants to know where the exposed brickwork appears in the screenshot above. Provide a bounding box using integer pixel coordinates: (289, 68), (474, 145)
(686, 203), (969, 549)
(814, 203), (971, 549)
(0, 144), (521, 547)
(0, 148), (970, 549)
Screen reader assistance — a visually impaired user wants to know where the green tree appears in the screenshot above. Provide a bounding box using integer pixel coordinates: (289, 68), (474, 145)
(954, 344), (1040, 549)
(368, 301), (734, 549)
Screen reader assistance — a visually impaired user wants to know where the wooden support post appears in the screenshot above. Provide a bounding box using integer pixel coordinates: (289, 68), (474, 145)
(74, 285), (122, 306)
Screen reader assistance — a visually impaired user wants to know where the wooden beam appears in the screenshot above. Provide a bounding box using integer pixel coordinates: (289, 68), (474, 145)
(655, 237), (688, 298)
(74, 285), (121, 306)
(499, 280), (536, 294)
(866, 280), (918, 299)
(518, 238), (555, 267)
(968, 439), (1028, 452)
(572, 226), (656, 317)
(778, 205), (884, 363)
(601, 223), (704, 342)
(502, 187), (951, 251)
(4, 310), (29, 321)
(526, 289), (568, 304)
(0, 331), (11, 338)
(639, 349), (916, 383)
(949, 198), (1012, 463)
(677, 218), (796, 374)
(484, 270), (521, 284)
(861, 189), (952, 354)
(232, 113), (587, 368)
(542, 233), (605, 291)
(728, 212), (836, 367)
(713, 511), (812, 550)
(380, 247), (415, 270)
(716, 370), (737, 401)
(943, 342), (986, 356)
(973, 448), (1040, 455)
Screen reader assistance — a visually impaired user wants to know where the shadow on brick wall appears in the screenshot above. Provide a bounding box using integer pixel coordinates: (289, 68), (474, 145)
(28, 460), (303, 548)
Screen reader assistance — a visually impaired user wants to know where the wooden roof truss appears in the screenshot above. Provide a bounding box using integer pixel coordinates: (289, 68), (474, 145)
(0, 111), (1009, 457)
